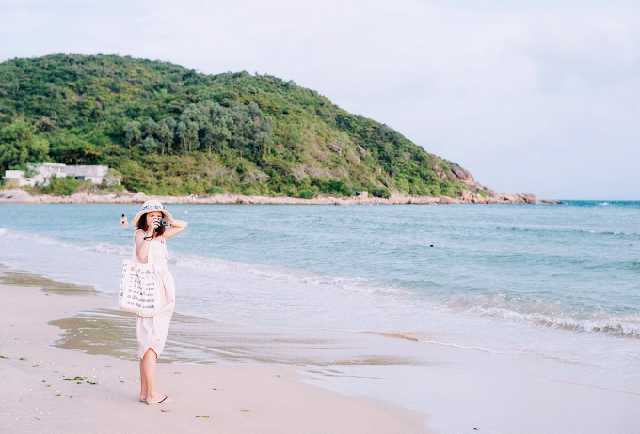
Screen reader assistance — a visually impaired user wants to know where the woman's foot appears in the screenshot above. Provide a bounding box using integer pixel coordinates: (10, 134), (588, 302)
(145, 393), (168, 405)
(139, 394), (147, 403)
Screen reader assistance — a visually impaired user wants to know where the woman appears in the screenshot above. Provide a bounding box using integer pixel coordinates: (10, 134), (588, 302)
(131, 199), (188, 405)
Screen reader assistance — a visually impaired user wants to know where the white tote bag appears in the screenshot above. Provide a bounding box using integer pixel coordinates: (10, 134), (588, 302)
(119, 259), (163, 317)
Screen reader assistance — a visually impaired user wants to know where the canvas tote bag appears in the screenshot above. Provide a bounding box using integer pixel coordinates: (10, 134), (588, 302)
(119, 259), (163, 317)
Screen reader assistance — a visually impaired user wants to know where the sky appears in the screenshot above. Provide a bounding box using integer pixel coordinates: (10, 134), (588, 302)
(1, 0), (638, 199)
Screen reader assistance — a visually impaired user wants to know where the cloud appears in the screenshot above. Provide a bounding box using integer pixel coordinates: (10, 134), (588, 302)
(1, 0), (638, 198)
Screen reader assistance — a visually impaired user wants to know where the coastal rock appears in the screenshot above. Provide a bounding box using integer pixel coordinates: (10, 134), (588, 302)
(0, 188), (540, 206)
(131, 192), (147, 203)
(470, 194), (488, 204)
(493, 193), (537, 204)
(450, 163), (473, 182)
(70, 192), (91, 203)
(438, 196), (461, 204)
(461, 191), (491, 203)
(0, 188), (33, 202)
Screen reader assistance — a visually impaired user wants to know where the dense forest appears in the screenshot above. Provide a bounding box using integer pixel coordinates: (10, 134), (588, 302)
(0, 54), (490, 198)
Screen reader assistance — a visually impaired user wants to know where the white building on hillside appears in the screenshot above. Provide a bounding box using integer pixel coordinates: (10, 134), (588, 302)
(3, 163), (114, 187)
(62, 164), (109, 184)
(4, 170), (28, 185)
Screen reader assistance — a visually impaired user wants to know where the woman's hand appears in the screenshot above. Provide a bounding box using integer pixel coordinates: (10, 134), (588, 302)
(143, 216), (162, 238)
(151, 215), (162, 229)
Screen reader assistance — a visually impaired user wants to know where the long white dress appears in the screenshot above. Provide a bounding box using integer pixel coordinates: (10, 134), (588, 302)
(132, 232), (176, 360)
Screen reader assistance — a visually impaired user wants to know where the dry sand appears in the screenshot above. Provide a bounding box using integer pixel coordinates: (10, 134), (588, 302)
(0, 278), (429, 434)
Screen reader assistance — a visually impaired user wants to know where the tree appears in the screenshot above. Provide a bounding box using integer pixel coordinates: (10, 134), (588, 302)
(0, 119), (49, 174)
(36, 116), (56, 132)
(141, 117), (158, 141)
(141, 136), (158, 153)
(156, 120), (173, 155)
(176, 120), (198, 153)
(48, 132), (101, 164)
(123, 121), (142, 147)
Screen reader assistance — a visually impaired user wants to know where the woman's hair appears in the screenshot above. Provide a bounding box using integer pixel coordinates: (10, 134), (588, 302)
(136, 212), (166, 238)
(121, 213), (125, 217)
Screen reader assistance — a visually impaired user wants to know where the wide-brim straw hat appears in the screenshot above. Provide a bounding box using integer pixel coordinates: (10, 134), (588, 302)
(132, 199), (174, 227)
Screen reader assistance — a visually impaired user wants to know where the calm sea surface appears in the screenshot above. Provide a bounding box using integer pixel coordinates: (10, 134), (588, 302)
(1, 201), (638, 336)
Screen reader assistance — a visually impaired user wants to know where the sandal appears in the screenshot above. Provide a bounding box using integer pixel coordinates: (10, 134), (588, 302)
(145, 394), (168, 405)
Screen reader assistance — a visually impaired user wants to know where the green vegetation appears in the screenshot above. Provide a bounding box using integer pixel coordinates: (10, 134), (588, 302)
(0, 54), (488, 197)
(370, 187), (391, 199)
(38, 177), (87, 196)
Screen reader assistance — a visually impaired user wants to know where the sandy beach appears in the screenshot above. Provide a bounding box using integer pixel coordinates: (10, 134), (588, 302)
(0, 270), (428, 434)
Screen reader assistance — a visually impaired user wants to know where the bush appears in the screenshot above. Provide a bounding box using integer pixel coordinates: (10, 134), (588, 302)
(296, 189), (315, 199)
(316, 179), (353, 196)
(97, 183), (125, 193)
(206, 185), (225, 194)
(1, 179), (19, 190)
(370, 187), (391, 199)
(39, 177), (86, 196)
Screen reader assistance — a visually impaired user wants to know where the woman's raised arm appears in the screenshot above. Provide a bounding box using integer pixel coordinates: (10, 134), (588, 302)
(163, 218), (188, 240)
(135, 229), (153, 263)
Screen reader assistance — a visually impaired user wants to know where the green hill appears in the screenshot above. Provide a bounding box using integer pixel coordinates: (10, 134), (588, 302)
(0, 53), (491, 198)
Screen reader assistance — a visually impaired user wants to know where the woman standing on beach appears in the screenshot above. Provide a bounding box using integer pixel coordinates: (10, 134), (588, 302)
(131, 200), (188, 404)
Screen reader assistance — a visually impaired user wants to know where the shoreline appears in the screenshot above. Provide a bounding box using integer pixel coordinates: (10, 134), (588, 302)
(0, 267), (429, 434)
(0, 188), (547, 205)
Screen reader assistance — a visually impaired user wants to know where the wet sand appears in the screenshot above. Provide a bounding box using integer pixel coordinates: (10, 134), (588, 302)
(0, 270), (95, 295)
(49, 306), (427, 369)
(0, 272), (429, 434)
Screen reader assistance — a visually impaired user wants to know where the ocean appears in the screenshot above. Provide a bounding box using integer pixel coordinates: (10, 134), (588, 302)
(1, 201), (638, 433)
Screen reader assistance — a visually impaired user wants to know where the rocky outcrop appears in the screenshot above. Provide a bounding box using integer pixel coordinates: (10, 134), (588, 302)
(444, 160), (537, 205)
(492, 193), (537, 204)
(449, 163), (475, 185)
(0, 189), (33, 201)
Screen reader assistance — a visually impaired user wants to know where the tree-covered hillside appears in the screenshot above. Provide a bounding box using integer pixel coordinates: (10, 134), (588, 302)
(0, 54), (490, 198)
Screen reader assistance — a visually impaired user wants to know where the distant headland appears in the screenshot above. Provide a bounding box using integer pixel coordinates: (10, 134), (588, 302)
(0, 53), (537, 203)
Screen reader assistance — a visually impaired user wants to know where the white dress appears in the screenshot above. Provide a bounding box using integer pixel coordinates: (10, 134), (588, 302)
(132, 232), (176, 360)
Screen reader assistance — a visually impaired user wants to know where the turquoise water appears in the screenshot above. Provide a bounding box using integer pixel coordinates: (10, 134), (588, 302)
(2, 201), (639, 432)
(1, 201), (638, 337)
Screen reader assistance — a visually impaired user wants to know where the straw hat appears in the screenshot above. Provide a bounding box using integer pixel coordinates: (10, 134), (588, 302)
(132, 199), (174, 227)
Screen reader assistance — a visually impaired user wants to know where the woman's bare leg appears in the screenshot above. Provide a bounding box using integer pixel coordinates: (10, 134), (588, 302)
(139, 358), (147, 401)
(142, 348), (162, 402)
